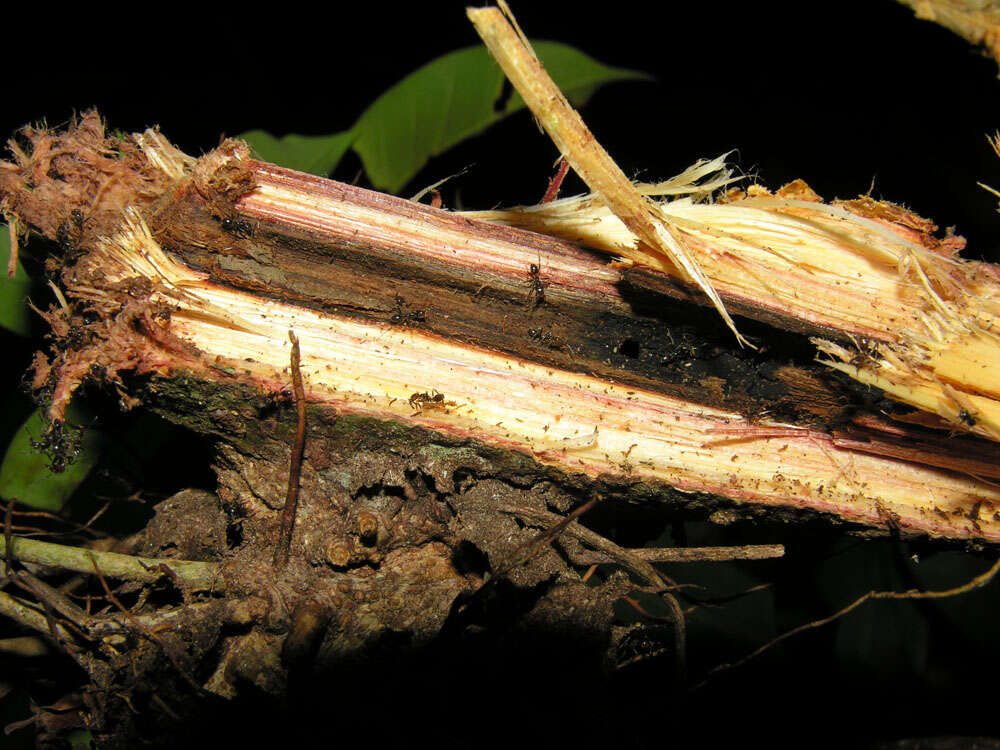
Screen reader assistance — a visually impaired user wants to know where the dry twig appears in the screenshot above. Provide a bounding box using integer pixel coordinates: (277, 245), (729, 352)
(572, 544), (785, 564)
(0, 591), (75, 644)
(496, 502), (688, 682)
(274, 330), (307, 568)
(695, 555), (1000, 690)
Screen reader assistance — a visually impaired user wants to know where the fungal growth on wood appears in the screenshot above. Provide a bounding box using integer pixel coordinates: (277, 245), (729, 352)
(1, 4), (999, 746)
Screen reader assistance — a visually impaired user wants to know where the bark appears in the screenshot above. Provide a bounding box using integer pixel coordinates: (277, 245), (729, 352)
(2, 112), (1000, 745)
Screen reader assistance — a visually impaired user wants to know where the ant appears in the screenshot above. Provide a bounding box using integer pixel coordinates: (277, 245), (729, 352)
(56, 208), (88, 253)
(528, 262), (545, 308)
(408, 389), (455, 414)
(220, 215), (254, 239)
(527, 327), (559, 348)
(390, 295), (426, 326)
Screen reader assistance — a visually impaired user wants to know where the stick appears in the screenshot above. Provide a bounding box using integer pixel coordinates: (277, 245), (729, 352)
(575, 544), (785, 564)
(0, 535), (221, 591)
(695, 555), (1000, 690)
(494, 496), (599, 577)
(540, 157), (569, 203)
(274, 330), (307, 568)
(0, 590), (75, 642)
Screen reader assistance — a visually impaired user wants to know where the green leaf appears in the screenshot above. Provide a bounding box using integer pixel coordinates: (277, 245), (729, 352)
(239, 129), (357, 177)
(0, 406), (102, 511)
(0, 227), (32, 336)
(352, 42), (649, 193)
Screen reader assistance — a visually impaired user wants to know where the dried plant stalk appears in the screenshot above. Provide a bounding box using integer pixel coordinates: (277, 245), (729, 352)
(0, 535), (220, 591)
(467, 4), (748, 346)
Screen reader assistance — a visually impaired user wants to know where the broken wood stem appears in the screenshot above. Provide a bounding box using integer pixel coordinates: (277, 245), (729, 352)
(4, 113), (1000, 548)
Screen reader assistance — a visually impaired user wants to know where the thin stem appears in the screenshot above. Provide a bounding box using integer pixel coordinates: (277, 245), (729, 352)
(695, 555), (1000, 690)
(577, 544), (785, 564)
(274, 330), (307, 568)
(0, 535), (222, 591)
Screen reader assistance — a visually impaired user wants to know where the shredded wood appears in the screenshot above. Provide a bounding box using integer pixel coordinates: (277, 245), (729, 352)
(468, 155), (1000, 442)
(465, 2), (1000, 442)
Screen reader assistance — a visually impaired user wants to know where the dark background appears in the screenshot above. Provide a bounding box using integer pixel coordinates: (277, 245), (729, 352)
(3, 1), (1000, 747)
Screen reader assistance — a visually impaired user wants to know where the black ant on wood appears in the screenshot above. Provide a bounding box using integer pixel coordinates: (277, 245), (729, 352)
(408, 389), (455, 414)
(220, 215), (254, 239)
(528, 262), (545, 308)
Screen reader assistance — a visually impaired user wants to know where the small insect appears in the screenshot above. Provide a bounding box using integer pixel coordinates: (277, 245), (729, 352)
(390, 295), (426, 326)
(527, 263), (545, 308)
(527, 327), (562, 349)
(258, 384), (295, 415)
(959, 408), (977, 427)
(849, 336), (881, 368)
(408, 389), (456, 414)
(561, 428), (598, 452)
(221, 216), (254, 239)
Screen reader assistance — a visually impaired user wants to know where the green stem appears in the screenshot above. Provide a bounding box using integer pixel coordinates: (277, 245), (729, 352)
(0, 535), (223, 591)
